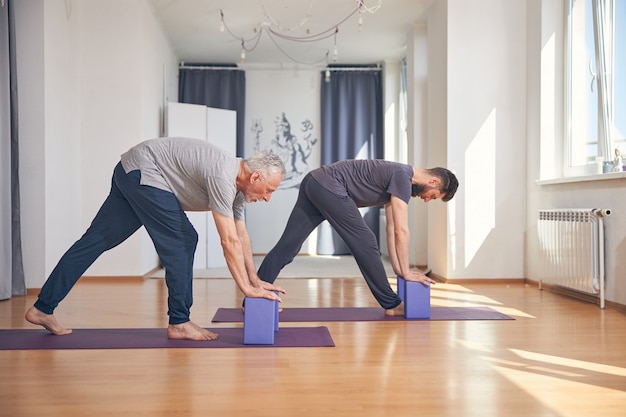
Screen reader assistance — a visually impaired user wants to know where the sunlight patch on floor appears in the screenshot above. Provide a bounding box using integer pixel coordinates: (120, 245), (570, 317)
(509, 349), (626, 377)
(456, 339), (494, 353)
(492, 365), (626, 416)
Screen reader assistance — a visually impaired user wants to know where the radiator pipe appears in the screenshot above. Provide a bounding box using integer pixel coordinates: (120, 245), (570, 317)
(592, 208), (610, 308)
(592, 208), (611, 217)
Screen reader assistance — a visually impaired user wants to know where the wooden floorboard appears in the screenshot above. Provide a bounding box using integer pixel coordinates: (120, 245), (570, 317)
(1, 276), (625, 417)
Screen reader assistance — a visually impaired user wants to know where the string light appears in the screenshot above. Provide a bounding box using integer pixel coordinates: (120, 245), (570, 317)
(261, 0), (314, 32)
(356, 0), (382, 14)
(218, 1), (382, 65)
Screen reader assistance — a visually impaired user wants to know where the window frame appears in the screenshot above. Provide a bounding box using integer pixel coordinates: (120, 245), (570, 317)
(564, 0), (622, 177)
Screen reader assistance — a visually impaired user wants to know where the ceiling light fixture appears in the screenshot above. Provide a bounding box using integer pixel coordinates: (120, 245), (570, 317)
(218, 0), (382, 65)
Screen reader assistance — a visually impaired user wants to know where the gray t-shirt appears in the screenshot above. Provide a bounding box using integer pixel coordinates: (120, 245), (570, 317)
(310, 159), (413, 207)
(120, 137), (244, 219)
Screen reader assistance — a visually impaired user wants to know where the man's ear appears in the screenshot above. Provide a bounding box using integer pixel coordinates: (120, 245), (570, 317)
(428, 177), (441, 187)
(251, 171), (262, 183)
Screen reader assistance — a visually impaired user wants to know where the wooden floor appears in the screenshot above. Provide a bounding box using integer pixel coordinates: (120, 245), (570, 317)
(1, 276), (625, 417)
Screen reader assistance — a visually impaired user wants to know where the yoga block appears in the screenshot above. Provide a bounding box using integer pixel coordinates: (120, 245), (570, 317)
(397, 276), (405, 301)
(403, 280), (431, 319)
(274, 294), (279, 331)
(243, 297), (279, 345)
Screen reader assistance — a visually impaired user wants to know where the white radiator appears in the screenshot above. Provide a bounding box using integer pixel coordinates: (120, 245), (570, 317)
(537, 208), (611, 308)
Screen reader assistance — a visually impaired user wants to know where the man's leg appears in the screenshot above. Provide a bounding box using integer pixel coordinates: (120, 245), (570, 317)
(27, 163), (143, 334)
(113, 167), (216, 340)
(258, 174), (324, 283)
(35, 165), (143, 314)
(113, 167), (197, 326)
(307, 180), (401, 310)
(113, 167), (215, 340)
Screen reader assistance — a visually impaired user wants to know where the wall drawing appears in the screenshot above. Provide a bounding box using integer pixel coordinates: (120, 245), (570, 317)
(251, 112), (318, 190)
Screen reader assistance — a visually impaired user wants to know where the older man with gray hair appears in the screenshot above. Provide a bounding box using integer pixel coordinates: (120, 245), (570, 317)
(26, 137), (286, 341)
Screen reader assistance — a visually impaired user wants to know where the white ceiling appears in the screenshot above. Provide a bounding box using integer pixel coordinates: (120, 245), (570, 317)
(147, 0), (433, 66)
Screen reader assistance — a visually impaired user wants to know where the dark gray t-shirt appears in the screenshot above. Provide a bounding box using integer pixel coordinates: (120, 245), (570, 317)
(310, 159), (413, 207)
(120, 137), (244, 219)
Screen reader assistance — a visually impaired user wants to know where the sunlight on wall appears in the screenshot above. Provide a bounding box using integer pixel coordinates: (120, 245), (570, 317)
(356, 138), (371, 159)
(540, 32), (557, 178)
(449, 196), (457, 271)
(384, 102), (397, 160)
(464, 109), (496, 267)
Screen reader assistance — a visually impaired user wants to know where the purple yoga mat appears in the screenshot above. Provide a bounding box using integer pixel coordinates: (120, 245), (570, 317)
(0, 326), (334, 350)
(212, 306), (514, 322)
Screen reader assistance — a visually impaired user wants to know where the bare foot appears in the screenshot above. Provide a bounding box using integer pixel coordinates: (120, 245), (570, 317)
(167, 321), (218, 341)
(385, 303), (405, 316)
(25, 306), (73, 335)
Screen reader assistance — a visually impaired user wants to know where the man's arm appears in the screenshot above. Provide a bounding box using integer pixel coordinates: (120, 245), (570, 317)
(384, 202), (401, 276)
(386, 196), (411, 277)
(211, 211), (282, 300)
(234, 218), (285, 293)
(386, 195), (433, 285)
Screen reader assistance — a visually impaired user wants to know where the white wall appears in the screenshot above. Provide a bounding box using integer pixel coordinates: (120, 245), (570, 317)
(16, 0), (178, 288)
(405, 24), (430, 266)
(426, 0), (449, 276)
(426, 0), (527, 279)
(380, 60), (400, 259)
(77, 0), (177, 276)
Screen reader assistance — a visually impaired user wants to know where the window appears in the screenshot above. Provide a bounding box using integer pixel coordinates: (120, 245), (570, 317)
(566, 0), (625, 174)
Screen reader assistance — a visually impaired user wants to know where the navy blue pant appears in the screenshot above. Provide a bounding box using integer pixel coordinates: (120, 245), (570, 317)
(34, 162), (198, 324)
(257, 174), (401, 309)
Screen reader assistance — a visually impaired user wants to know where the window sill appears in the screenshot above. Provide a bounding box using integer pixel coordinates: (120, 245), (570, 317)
(537, 171), (626, 185)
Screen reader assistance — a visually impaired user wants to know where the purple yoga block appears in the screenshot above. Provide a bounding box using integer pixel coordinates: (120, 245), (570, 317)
(404, 280), (431, 319)
(397, 276), (405, 301)
(243, 298), (278, 345)
(274, 294), (279, 331)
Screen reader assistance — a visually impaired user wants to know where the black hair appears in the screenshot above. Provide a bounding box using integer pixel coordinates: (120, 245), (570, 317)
(425, 167), (458, 202)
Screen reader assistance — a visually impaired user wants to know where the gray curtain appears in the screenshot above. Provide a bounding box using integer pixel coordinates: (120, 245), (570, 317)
(178, 65), (246, 157)
(317, 66), (384, 255)
(1, 0), (26, 300)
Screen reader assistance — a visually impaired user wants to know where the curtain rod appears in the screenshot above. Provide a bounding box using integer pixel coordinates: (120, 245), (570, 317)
(178, 64), (383, 72)
(179, 65), (243, 71)
(326, 67), (382, 72)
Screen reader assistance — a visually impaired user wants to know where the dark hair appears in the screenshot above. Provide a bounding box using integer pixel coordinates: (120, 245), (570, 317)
(426, 167), (458, 202)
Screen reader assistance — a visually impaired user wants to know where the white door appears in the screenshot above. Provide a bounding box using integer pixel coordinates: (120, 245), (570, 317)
(166, 102), (237, 269)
